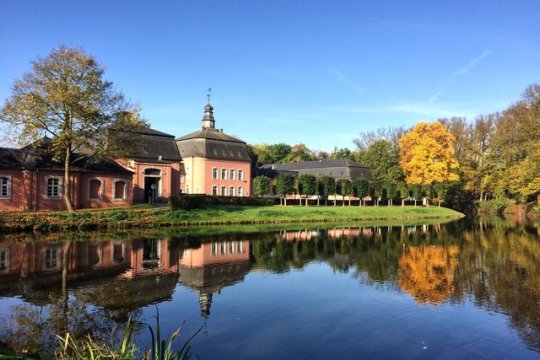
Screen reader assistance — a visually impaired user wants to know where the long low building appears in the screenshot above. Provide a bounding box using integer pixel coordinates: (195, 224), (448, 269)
(260, 159), (372, 180)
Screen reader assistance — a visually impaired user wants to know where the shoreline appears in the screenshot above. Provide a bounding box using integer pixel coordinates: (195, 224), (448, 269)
(0, 205), (465, 234)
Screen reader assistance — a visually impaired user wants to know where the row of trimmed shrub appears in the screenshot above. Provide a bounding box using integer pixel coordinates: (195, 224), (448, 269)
(168, 195), (279, 210)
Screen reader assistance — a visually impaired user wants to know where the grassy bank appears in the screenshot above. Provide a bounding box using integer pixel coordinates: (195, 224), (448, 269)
(0, 205), (464, 233)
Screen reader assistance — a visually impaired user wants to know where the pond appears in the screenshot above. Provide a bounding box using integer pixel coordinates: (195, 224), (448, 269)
(1, 218), (539, 359)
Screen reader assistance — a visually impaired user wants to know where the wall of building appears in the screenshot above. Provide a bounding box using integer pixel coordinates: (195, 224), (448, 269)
(127, 160), (181, 203)
(0, 169), (132, 211)
(181, 157), (206, 194)
(203, 159), (252, 197)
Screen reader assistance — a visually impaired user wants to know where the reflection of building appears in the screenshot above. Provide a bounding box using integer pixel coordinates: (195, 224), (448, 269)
(327, 228), (361, 239)
(176, 103), (252, 196)
(0, 238), (180, 309)
(276, 229), (320, 241)
(178, 240), (251, 318)
(398, 246), (459, 305)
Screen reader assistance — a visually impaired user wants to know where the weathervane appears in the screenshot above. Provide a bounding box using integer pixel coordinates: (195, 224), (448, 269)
(206, 88), (212, 103)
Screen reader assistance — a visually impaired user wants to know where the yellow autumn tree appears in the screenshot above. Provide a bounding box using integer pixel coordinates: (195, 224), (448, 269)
(399, 121), (459, 185)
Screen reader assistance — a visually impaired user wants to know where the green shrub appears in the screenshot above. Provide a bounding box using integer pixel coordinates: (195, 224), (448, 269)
(168, 195), (278, 210)
(476, 198), (513, 215)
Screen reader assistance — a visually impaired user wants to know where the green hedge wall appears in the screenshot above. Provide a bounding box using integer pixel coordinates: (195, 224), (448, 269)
(168, 195), (279, 210)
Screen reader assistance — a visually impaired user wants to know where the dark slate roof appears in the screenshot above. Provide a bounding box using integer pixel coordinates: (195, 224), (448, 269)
(130, 127), (181, 162)
(176, 128), (251, 162)
(260, 159), (372, 180)
(0, 146), (133, 174)
(176, 127), (244, 143)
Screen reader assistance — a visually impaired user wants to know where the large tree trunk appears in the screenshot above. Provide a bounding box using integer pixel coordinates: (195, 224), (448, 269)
(64, 146), (75, 212)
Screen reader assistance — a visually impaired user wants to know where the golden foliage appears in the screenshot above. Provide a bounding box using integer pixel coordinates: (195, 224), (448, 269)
(398, 245), (459, 305)
(399, 121), (459, 185)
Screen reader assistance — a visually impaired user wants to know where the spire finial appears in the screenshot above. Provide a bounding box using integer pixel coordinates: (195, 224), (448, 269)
(206, 88), (212, 103)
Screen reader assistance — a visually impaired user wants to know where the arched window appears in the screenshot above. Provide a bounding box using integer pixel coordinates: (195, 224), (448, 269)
(88, 178), (103, 200)
(114, 180), (127, 200)
(0, 176), (11, 199)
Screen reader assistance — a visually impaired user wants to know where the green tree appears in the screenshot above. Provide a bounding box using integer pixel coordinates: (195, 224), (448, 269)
(267, 143), (292, 163)
(1, 46), (146, 212)
(275, 174), (295, 206)
(296, 174), (317, 206)
(317, 176), (336, 205)
(352, 177), (369, 206)
(492, 84), (540, 203)
(285, 143), (314, 162)
(253, 175), (271, 196)
(356, 139), (403, 199)
(336, 179), (352, 206)
(329, 147), (354, 160)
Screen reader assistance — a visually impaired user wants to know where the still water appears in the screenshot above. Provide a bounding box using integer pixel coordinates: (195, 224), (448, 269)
(1, 219), (540, 359)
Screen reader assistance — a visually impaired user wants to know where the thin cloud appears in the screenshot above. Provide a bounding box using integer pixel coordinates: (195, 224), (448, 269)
(453, 50), (491, 76)
(329, 68), (366, 94)
(343, 102), (472, 119)
(429, 89), (444, 103)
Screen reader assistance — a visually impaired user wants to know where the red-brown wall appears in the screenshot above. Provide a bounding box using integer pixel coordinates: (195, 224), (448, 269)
(0, 169), (132, 211)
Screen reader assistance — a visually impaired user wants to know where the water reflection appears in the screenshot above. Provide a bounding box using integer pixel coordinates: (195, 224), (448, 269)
(179, 239), (251, 318)
(0, 220), (539, 357)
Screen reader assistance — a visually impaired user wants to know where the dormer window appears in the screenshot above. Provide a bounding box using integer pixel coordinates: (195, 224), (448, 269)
(143, 144), (149, 153)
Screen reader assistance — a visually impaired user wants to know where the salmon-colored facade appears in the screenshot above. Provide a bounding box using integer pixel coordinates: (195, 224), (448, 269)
(177, 102), (252, 197)
(0, 169), (132, 212)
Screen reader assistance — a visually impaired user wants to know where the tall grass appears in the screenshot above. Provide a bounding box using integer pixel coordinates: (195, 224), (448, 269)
(55, 314), (201, 360)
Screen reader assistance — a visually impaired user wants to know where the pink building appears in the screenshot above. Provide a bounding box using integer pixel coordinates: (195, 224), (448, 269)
(118, 127), (182, 203)
(176, 103), (252, 197)
(0, 145), (133, 211)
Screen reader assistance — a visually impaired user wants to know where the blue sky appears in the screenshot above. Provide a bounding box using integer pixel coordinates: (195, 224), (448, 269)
(1, 0), (539, 151)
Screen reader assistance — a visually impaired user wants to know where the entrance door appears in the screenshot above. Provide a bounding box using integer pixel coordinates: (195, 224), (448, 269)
(143, 169), (161, 203)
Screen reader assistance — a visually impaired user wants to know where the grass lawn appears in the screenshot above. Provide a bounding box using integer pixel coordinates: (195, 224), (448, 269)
(0, 204), (464, 233)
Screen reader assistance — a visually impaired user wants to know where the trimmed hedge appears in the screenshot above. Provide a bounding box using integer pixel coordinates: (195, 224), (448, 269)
(168, 195), (278, 210)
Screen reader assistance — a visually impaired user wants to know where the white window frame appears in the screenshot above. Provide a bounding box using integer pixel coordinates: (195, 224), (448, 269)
(230, 169), (235, 181)
(221, 168), (227, 180)
(113, 179), (129, 201)
(0, 175), (12, 200)
(212, 167), (218, 180)
(212, 185), (218, 196)
(238, 169), (244, 181)
(238, 186), (243, 197)
(185, 184), (190, 194)
(229, 186), (235, 197)
(221, 186), (226, 196)
(45, 176), (62, 200)
(88, 177), (104, 201)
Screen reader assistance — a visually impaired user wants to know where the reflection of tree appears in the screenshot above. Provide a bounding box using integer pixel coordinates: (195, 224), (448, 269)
(455, 220), (540, 350)
(398, 246), (459, 305)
